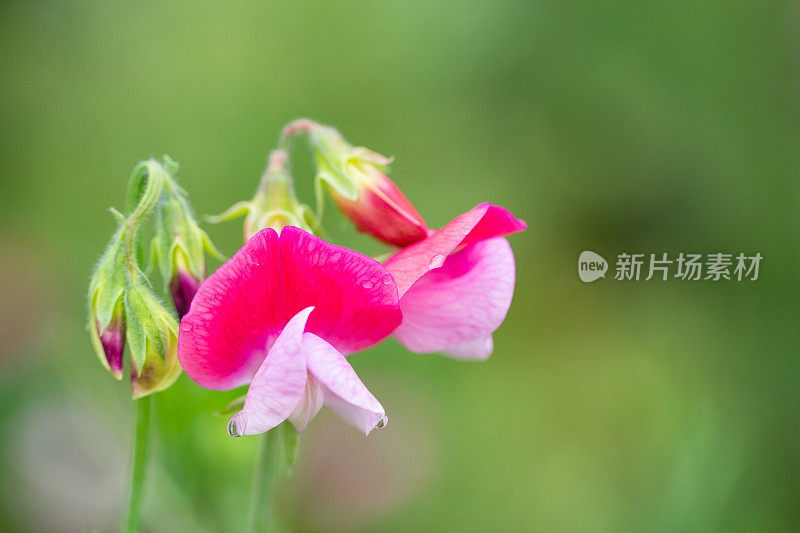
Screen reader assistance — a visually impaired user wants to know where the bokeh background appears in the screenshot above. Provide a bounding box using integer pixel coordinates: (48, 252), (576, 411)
(1, 2), (798, 531)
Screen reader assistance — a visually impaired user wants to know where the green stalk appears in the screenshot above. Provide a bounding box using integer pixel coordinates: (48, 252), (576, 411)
(124, 395), (152, 533)
(246, 430), (282, 533)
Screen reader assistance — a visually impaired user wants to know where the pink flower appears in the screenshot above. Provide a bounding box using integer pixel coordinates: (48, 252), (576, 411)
(384, 203), (526, 360)
(177, 226), (402, 436)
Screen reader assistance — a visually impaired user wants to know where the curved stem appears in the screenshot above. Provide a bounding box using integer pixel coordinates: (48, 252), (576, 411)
(278, 118), (319, 152)
(124, 395), (152, 533)
(246, 430), (281, 533)
(123, 160), (167, 281)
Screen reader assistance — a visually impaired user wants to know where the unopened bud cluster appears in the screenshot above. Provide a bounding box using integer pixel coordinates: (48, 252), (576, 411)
(88, 157), (219, 397)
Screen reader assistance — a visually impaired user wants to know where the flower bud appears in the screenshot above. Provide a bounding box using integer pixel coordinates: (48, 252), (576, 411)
(88, 219), (127, 380)
(209, 150), (316, 242)
(152, 161), (221, 317)
(168, 250), (202, 319)
(124, 283), (182, 398)
(308, 125), (427, 247)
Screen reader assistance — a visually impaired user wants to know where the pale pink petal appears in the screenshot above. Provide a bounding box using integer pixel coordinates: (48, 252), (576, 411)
(303, 333), (387, 435)
(227, 308), (312, 437)
(288, 373), (324, 434)
(441, 334), (494, 360)
(392, 237), (515, 358)
(178, 226), (402, 390)
(385, 203), (525, 296)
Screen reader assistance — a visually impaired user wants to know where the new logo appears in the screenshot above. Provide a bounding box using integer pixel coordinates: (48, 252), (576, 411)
(578, 251), (608, 282)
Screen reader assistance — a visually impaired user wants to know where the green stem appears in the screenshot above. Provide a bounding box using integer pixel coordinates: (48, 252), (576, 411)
(278, 118), (318, 152)
(123, 160), (167, 281)
(124, 395), (152, 533)
(246, 430), (282, 533)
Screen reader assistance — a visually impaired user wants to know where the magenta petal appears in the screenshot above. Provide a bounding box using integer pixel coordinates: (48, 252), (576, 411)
(227, 308), (312, 437)
(393, 237), (515, 358)
(280, 227), (402, 354)
(169, 270), (202, 319)
(303, 333), (387, 435)
(97, 317), (124, 380)
(385, 203), (526, 296)
(458, 204), (527, 249)
(178, 226), (402, 390)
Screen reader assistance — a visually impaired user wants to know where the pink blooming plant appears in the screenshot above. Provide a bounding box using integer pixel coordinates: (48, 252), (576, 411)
(87, 123), (526, 530)
(177, 226), (401, 436)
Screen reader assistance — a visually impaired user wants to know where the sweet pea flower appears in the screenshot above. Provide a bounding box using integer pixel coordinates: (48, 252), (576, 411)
(177, 226), (401, 436)
(384, 203), (526, 360)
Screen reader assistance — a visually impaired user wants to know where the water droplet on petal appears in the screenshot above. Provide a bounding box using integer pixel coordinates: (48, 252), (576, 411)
(377, 416), (388, 429)
(382, 274), (394, 285)
(227, 416), (242, 438)
(361, 280), (374, 289)
(428, 254), (445, 269)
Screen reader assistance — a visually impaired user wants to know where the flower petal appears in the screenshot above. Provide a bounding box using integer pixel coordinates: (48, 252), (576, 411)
(441, 333), (494, 360)
(227, 307), (312, 437)
(288, 373), (324, 434)
(384, 203), (525, 296)
(178, 227), (402, 390)
(280, 227), (402, 354)
(392, 237), (515, 358)
(303, 333), (387, 435)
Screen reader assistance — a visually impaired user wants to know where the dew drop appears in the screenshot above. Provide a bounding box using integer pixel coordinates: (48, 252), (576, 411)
(227, 417), (241, 438)
(382, 274), (394, 285)
(428, 254), (446, 269)
(361, 280), (374, 289)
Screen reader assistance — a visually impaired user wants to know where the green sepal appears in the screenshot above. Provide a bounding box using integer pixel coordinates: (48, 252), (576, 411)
(200, 228), (225, 261)
(316, 155), (358, 201)
(124, 283), (177, 369)
(124, 288), (148, 371)
(205, 201), (252, 224)
(109, 207), (126, 226)
(88, 221), (126, 332)
(125, 169), (149, 215)
(151, 177), (222, 288)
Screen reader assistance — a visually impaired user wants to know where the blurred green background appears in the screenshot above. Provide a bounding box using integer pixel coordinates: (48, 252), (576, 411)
(1, 2), (798, 531)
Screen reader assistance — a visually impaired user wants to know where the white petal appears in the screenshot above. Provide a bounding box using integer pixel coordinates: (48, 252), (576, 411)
(303, 333), (387, 435)
(228, 307), (313, 437)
